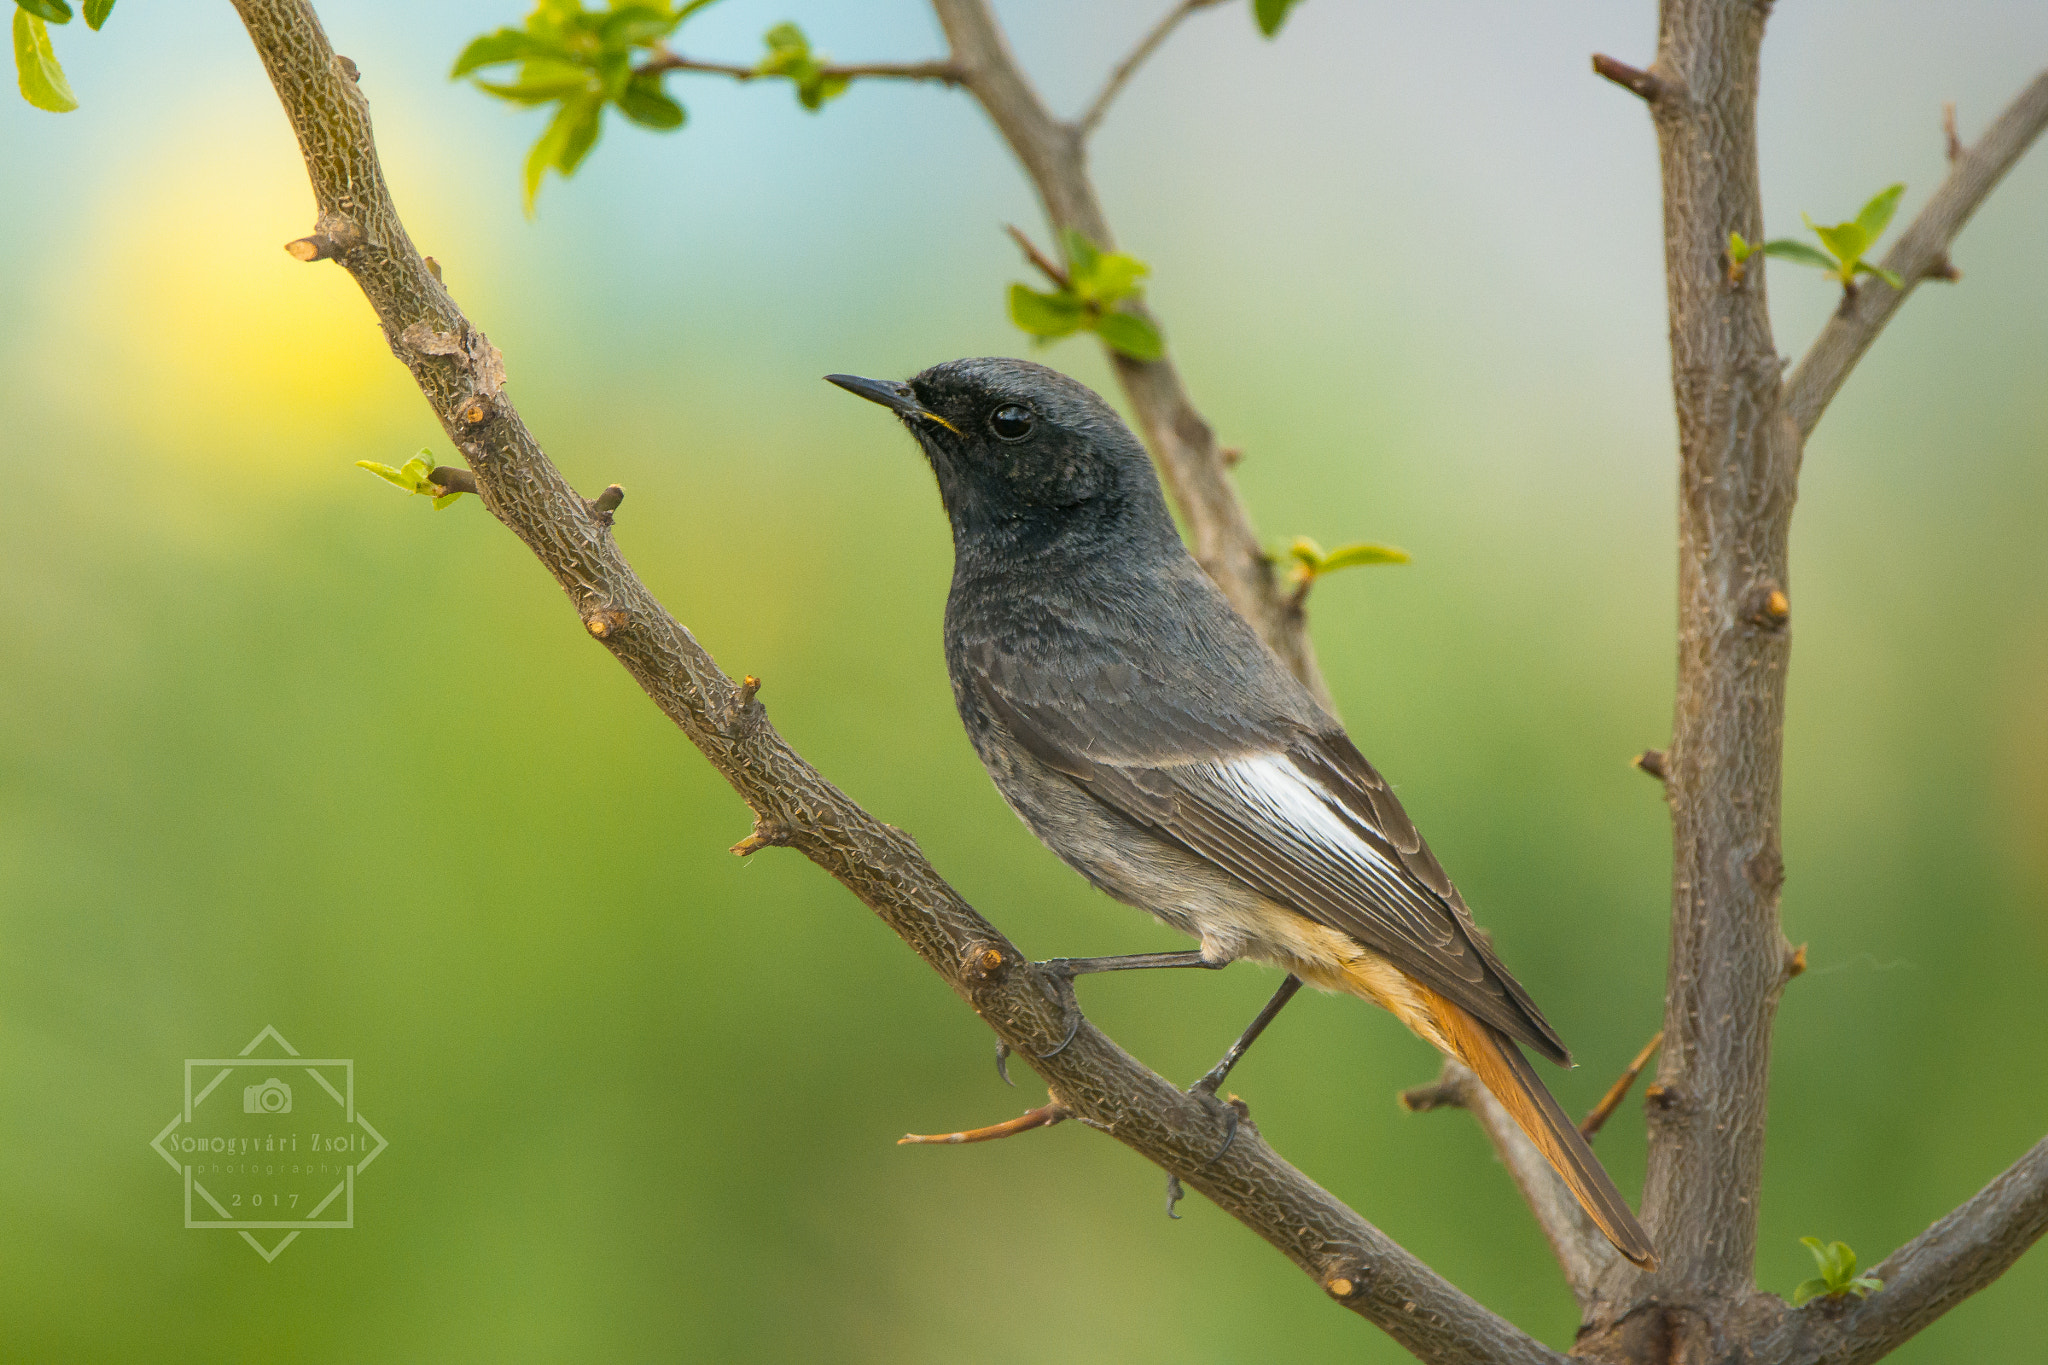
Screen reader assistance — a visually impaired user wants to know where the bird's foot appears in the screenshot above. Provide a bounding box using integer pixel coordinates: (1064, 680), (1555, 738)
(1164, 1091), (1246, 1219)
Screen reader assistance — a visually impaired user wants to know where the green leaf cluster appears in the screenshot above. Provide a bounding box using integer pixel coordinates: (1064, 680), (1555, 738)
(356, 451), (468, 510)
(454, 0), (706, 213)
(1286, 536), (1410, 590)
(1008, 229), (1165, 362)
(1791, 1237), (1883, 1307)
(754, 22), (847, 111)
(1728, 184), (1905, 290)
(12, 0), (115, 113)
(1253, 0), (1307, 38)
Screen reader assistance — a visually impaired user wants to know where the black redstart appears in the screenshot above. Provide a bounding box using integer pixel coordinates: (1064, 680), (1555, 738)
(829, 357), (1655, 1268)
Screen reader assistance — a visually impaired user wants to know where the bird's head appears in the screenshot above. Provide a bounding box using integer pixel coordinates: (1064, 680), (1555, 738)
(827, 357), (1174, 554)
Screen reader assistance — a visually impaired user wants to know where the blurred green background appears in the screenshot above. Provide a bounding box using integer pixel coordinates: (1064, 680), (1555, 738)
(2, 1), (2045, 1360)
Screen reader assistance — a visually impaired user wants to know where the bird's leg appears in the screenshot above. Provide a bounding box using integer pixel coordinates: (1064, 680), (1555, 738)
(1165, 974), (1304, 1218)
(1190, 974), (1303, 1096)
(1029, 951), (1223, 1062)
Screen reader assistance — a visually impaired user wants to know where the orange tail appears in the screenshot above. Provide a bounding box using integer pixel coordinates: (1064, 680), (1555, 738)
(1429, 994), (1658, 1270)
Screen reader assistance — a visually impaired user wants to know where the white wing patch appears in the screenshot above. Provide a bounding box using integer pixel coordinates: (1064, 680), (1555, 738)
(1209, 753), (1457, 948)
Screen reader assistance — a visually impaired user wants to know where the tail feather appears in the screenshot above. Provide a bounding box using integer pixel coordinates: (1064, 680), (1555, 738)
(1430, 994), (1658, 1270)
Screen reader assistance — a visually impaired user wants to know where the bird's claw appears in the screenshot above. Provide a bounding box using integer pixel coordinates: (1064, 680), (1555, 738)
(1163, 1090), (1243, 1218)
(1029, 959), (1084, 1060)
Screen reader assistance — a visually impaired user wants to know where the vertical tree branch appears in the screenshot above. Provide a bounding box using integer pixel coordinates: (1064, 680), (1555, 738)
(1627, 0), (1799, 1316)
(931, 0), (1334, 710)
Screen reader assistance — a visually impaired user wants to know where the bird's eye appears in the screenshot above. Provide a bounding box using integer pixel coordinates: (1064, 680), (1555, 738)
(989, 404), (1035, 442)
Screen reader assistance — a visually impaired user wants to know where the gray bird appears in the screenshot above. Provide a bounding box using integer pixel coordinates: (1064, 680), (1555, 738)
(828, 357), (1655, 1268)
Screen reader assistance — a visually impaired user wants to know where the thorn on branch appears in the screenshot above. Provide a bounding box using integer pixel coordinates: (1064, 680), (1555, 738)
(1591, 53), (1665, 103)
(723, 674), (763, 730)
(335, 54), (360, 83)
(284, 235), (340, 263)
(1787, 942), (1809, 980)
(585, 607), (629, 640)
(1923, 253), (1962, 283)
(428, 465), (478, 496)
(1005, 223), (1072, 291)
(1580, 1030), (1665, 1141)
(730, 818), (792, 857)
(1633, 748), (1670, 782)
(424, 256), (443, 282)
(898, 1100), (1069, 1145)
(589, 483), (625, 526)
(1944, 101), (1963, 163)
(1220, 445), (1244, 467)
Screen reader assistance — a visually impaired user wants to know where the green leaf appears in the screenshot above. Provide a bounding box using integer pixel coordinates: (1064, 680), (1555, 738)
(1727, 230), (1753, 264)
(1852, 260), (1903, 289)
(1854, 182), (1905, 243)
(1007, 283), (1087, 339)
(1079, 251), (1148, 305)
(16, 0), (72, 24)
(1316, 541), (1411, 572)
(521, 93), (603, 212)
(431, 490), (464, 510)
(13, 9), (75, 111)
(1758, 239), (1836, 271)
(82, 0), (111, 29)
(616, 72), (684, 129)
(1290, 537), (1324, 566)
(452, 28), (560, 78)
(1806, 216), (1867, 269)
(1253, 0), (1304, 37)
(554, 92), (603, 174)
(598, 4), (679, 49)
(1791, 1278), (1829, 1308)
(1091, 309), (1164, 361)
(354, 460), (415, 490)
(1060, 227), (1102, 280)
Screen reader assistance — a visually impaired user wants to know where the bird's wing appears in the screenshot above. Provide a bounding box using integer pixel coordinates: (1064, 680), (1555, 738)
(968, 644), (1567, 1063)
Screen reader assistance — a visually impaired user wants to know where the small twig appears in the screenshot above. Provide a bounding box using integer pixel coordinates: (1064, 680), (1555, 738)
(589, 483), (624, 525)
(428, 465), (478, 496)
(637, 48), (963, 85)
(899, 1100), (1070, 1144)
(1591, 53), (1665, 102)
(1004, 223), (1071, 290)
(1075, 0), (1229, 138)
(1580, 1031), (1665, 1142)
(1633, 748), (1670, 782)
(284, 234), (340, 262)
(730, 818), (791, 857)
(1784, 70), (2048, 439)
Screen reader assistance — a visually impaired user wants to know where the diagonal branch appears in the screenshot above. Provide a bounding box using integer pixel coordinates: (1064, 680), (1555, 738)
(228, 2), (1559, 1359)
(1769, 1133), (2048, 1365)
(1783, 70), (2048, 440)
(931, 0), (1333, 711)
(1076, 0), (1231, 138)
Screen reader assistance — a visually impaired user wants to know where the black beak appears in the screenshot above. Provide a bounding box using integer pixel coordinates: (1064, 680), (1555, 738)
(825, 374), (960, 434)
